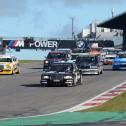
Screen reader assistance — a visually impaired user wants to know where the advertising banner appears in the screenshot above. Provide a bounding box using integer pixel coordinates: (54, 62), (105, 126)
(3, 39), (114, 50)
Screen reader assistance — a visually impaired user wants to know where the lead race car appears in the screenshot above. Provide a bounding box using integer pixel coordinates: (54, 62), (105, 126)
(0, 55), (20, 75)
(40, 61), (82, 87)
(112, 52), (126, 70)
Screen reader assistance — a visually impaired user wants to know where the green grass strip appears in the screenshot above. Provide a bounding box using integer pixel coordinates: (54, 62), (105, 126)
(1, 112), (126, 125)
(19, 60), (41, 63)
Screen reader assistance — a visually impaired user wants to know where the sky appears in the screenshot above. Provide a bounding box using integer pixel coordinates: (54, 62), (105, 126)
(0, 0), (126, 39)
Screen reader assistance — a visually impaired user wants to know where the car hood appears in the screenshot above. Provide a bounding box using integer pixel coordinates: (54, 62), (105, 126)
(77, 62), (97, 66)
(114, 58), (126, 62)
(42, 71), (72, 75)
(46, 58), (65, 61)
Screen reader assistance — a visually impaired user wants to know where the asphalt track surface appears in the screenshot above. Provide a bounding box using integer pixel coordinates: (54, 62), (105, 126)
(0, 62), (126, 121)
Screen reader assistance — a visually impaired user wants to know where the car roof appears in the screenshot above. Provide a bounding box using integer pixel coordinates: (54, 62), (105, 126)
(71, 53), (88, 55)
(77, 53), (97, 57)
(102, 47), (115, 50)
(49, 51), (66, 54)
(53, 60), (75, 64)
(118, 52), (126, 55)
(105, 54), (116, 57)
(57, 48), (71, 51)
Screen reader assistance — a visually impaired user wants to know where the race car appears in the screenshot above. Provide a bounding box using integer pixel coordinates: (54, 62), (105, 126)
(40, 61), (82, 87)
(112, 52), (126, 70)
(103, 54), (117, 65)
(0, 55), (20, 75)
(76, 54), (103, 75)
(43, 51), (71, 70)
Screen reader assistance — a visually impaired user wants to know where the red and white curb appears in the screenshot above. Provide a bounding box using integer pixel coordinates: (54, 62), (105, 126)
(66, 82), (126, 112)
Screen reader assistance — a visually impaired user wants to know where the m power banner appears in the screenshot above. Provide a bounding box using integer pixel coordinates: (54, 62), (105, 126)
(4, 40), (77, 50)
(3, 39), (114, 50)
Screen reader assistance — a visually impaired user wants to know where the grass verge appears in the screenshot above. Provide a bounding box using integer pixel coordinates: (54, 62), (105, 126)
(81, 92), (126, 112)
(19, 60), (41, 63)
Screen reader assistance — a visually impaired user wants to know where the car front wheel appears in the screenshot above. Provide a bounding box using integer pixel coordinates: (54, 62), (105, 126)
(78, 74), (82, 85)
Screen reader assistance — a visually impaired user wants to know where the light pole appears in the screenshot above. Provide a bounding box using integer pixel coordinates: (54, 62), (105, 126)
(71, 17), (75, 40)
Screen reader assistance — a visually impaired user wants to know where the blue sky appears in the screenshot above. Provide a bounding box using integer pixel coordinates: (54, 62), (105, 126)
(0, 0), (126, 38)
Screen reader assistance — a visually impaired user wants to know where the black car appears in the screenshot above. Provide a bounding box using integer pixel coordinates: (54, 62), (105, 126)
(43, 51), (71, 70)
(40, 61), (82, 87)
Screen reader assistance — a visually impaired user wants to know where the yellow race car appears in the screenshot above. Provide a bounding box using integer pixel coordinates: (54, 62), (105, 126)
(0, 55), (20, 75)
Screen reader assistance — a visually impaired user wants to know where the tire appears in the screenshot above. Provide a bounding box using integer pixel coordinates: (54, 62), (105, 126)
(100, 69), (103, 74)
(11, 69), (14, 75)
(40, 82), (46, 87)
(78, 74), (82, 85)
(112, 67), (116, 70)
(67, 83), (73, 87)
(112, 66), (119, 70)
(73, 76), (77, 86)
(16, 69), (20, 74)
(97, 71), (100, 75)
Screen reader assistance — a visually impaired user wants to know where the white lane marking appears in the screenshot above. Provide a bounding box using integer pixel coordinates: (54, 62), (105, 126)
(1, 81), (126, 121)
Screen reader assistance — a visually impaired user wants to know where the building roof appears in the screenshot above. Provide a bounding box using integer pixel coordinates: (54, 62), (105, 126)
(98, 11), (126, 30)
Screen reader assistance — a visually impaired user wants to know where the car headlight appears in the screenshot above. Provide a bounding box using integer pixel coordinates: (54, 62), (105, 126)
(90, 66), (98, 69)
(42, 75), (49, 79)
(44, 60), (49, 64)
(4, 65), (11, 70)
(64, 76), (73, 79)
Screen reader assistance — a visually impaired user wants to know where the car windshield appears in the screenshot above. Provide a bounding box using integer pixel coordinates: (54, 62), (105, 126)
(72, 49), (85, 53)
(105, 57), (115, 59)
(50, 64), (73, 72)
(102, 49), (115, 55)
(0, 58), (12, 62)
(47, 53), (66, 59)
(118, 54), (126, 58)
(107, 50), (115, 55)
(76, 56), (97, 63)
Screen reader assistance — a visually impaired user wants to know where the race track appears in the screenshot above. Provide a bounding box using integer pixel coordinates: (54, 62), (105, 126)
(0, 62), (126, 119)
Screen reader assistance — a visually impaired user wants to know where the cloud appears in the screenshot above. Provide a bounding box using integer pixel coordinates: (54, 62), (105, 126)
(0, 0), (27, 17)
(63, 0), (124, 6)
(35, 0), (124, 7)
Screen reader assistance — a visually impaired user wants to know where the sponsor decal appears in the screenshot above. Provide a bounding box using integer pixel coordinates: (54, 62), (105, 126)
(76, 41), (85, 49)
(13, 40), (24, 48)
(7, 40), (24, 48)
(29, 41), (58, 48)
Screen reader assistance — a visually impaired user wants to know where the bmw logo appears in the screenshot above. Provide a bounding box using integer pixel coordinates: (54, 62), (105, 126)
(76, 41), (85, 49)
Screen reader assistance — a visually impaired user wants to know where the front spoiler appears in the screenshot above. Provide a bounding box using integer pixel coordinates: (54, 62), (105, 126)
(104, 61), (113, 65)
(80, 69), (99, 75)
(0, 70), (12, 75)
(40, 79), (73, 86)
